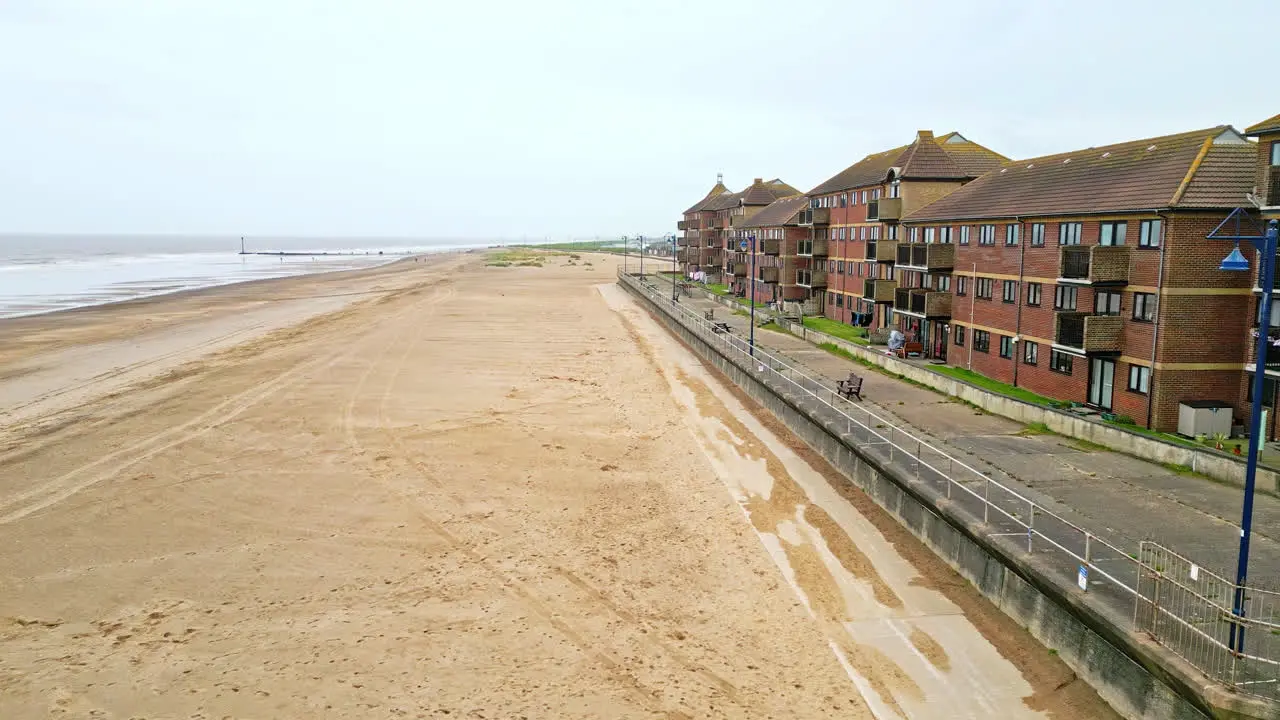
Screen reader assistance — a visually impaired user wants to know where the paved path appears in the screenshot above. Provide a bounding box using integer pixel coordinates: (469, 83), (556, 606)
(654, 276), (1280, 590)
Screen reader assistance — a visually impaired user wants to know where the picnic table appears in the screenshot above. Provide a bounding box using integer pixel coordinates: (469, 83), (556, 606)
(711, 321), (732, 334)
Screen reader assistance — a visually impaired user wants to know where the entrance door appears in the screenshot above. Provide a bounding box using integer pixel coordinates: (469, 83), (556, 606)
(1088, 358), (1115, 410)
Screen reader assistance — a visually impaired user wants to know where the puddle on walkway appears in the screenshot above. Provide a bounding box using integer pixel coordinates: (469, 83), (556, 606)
(599, 284), (1057, 720)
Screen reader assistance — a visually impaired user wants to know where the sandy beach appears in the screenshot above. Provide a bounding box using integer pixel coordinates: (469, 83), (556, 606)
(0, 252), (1116, 718)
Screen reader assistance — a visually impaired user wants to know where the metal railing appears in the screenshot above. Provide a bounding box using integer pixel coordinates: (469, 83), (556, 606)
(618, 267), (1280, 702)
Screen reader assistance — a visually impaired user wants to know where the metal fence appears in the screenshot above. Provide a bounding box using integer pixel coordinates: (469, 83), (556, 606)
(620, 269), (1280, 702)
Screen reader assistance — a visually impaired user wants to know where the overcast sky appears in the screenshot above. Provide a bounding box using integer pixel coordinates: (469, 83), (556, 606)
(0, 0), (1273, 240)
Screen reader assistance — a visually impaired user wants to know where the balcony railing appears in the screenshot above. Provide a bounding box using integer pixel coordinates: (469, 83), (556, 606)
(894, 288), (953, 318)
(872, 240), (898, 263)
(863, 278), (897, 303)
(758, 266), (779, 283)
(730, 262), (748, 277)
(1055, 313), (1123, 353)
(763, 238), (781, 256)
(877, 197), (903, 221)
(1059, 246), (1131, 284)
(1268, 166), (1280, 207)
(1251, 332), (1280, 373)
(798, 207), (831, 226)
(677, 220), (689, 231)
(798, 236), (829, 257)
(796, 269), (828, 288)
(896, 242), (955, 270)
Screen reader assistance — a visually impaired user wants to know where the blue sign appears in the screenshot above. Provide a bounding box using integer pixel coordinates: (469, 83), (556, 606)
(739, 240), (748, 251)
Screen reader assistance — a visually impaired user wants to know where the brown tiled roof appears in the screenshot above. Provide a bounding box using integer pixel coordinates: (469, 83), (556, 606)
(742, 177), (799, 205)
(741, 195), (808, 228)
(1245, 113), (1280, 136)
(704, 190), (744, 212)
(807, 130), (1007, 195)
(904, 126), (1255, 222)
(895, 131), (967, 180)
(935, 132), (1009, 176)
(683, 180), (732, 214)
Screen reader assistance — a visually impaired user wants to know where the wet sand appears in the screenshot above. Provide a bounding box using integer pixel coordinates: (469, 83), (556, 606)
(0, 253), (1117, 718)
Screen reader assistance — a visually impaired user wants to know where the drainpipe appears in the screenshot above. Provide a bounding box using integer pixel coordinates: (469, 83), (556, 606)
(968, 261), (976, 371)
(1013, 217), (1026, 388)
(1146, 213), (1170, 429)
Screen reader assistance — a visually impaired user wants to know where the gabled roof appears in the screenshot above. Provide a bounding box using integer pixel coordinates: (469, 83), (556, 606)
(741, 195), (808, 228)
(741, 177), (799, 205)
(904, 126), (1257, 222)
(807, 130), (1008, 196)
(704, 190), (744, 212)
(683, 178), (733, 214)
(1244, 113), (1280, 136)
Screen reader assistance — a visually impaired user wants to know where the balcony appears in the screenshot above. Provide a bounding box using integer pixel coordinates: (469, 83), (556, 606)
(863, 278), (898, 303)
(1268, 166), (1280, 207)
(877, 197), (903, 221)
(798, 207), (831, 226)
(871, 240), (898, 263)
(1249, 332), (1280, 375)
(1059, 246), (1132, 285)
(763, 238), (781, 256)
(757, 266), (780, 283)
(895, 242), (955, 271)
(1055, 313), (1123, 354)
(677, 220), (689, 231)
(798, 236), (829, 257)
(797, 269), (828, 288)
(894, 288), (953, 318)
(710, 216), (727, 229)
(676, 250), (689, 263)
(730, 261), (748, 277)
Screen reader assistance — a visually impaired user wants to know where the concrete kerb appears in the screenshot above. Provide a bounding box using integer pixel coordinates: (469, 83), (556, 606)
(623, 276), (1279, 720)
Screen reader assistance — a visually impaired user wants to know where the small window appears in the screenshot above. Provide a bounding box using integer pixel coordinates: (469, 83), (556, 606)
(1059, 222), (1082, 245)
(973, 330), (990, 353)
(1026, 282), (1042, 306)
(1095, 290), (1121, 315)
(924, 227), (935, 243)
(959, 226), (970, 245)
(827, 292), (835, 305)
(999, 335), (1013, 358)
(976, 277), (993, 299)
(1248, 376), (1278, 407)
(1005, 224), (1020, 246)
(1054, 285), (1078, 310)
(872, 188), (881, 200)
(910, 227), (919, 242)
(861, 190), (868, 204)
(1050, 350), (1074, 375)
(860, 226), (867, 240)
(858, 263), (864, 276)
(956, 276), (967, 296)
(1139, 219), (1162, 248)
(836, 293), (844, 308)
(1002, 280), (1017, 303)
(1272, 142), (1280, 167)
(837, 261), (845, 274)
(1031, 223), (1045, 246)
(979, 225), (997, 245)
(840, 193), (848, 207)
(1128, 364), (1151, 394)
(955, 326), (966, 346)
(1133, 292), (1156, 321)
(938, 227), (953, 244)
(1100, 221), (1127, 246)
(1023, 341), (1039, 365)
(886, 225), (898, 240)
(937, 275), (951, 291)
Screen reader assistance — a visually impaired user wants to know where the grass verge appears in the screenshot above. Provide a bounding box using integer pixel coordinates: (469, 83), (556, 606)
(803, 317), (871, 345)
(931, 365), (1056, 406)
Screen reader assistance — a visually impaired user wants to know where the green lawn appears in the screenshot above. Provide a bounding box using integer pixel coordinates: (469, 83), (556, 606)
(931, 366), (1058, 406)
(704, 283), (730, 295)
(802, 317), (871, 345)
(1104, 418), (1200, 449)
(734, 297), (767, 309)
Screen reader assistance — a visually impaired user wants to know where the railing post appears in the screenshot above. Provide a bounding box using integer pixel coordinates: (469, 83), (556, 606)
(983, 477), (990, 524)
(1027, 501), (1035, 553)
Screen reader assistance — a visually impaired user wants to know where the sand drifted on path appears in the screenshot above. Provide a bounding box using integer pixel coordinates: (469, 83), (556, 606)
(0, 254), (1117, 718)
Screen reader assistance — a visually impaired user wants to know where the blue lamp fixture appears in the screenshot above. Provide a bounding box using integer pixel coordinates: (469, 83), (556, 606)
(1207, 213), (1279, 656)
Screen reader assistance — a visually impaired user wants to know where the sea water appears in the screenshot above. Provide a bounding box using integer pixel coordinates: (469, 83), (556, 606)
(0, 235), (487, 319)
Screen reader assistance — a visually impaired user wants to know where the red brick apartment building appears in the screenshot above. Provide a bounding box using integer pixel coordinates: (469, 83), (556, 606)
(803, 131), (1007, 331)
(718, 179), (799, 295)
(1242, 113), (1280, 439)
(733, 194), (813, 307)
(901, 125), (1258, 432)
(677, 176), (731, 280)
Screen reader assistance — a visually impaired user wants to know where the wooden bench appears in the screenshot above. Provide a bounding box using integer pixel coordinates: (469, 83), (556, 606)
(711, 321), (732, 334)
(897, 341), (924, 359)
(836, 373), (864, 401)
(703, 309), (715, 321)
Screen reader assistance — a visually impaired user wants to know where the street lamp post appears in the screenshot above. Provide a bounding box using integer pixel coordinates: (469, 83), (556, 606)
(1216, 217), (1280, 655)
(622, 235), (628, 274)
(740, 233), (757, 357)
(669, 233), (679, 304)
(638, 235), (645, 280)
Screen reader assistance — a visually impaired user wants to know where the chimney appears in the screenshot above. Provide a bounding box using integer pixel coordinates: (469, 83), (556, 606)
(916, 130), (934, 141)
(753, 177), (763, 184)
(717, 172), (723, 184)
